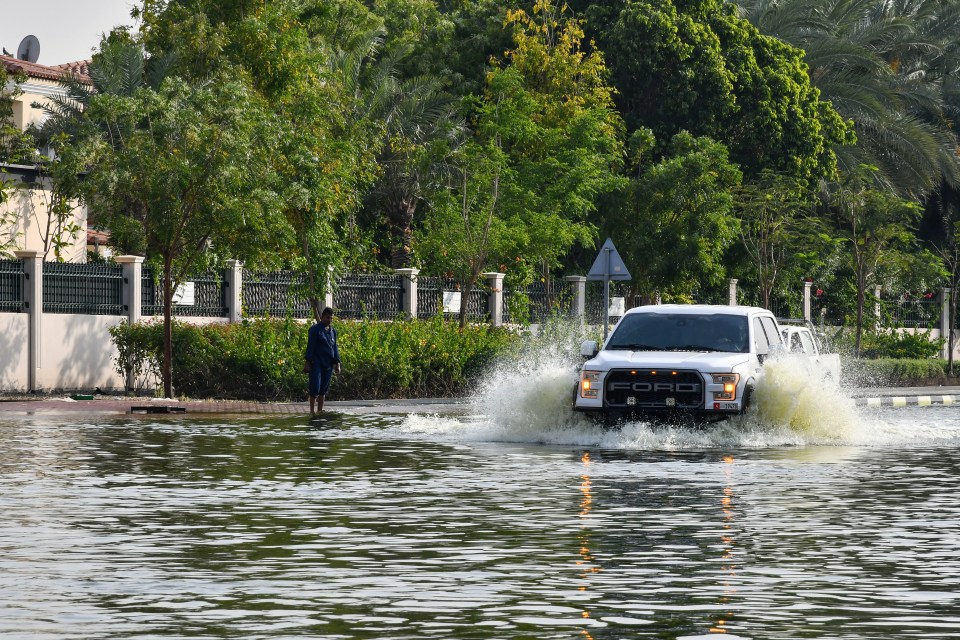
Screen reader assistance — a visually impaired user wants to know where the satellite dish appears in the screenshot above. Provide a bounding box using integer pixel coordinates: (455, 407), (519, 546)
(17, 35), (40, 63)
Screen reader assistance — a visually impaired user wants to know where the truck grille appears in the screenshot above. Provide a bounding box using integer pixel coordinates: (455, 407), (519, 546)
(604, 369), (704, 410)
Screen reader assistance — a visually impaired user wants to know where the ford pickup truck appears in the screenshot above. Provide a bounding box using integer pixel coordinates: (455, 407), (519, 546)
(573, 304), (784, 422)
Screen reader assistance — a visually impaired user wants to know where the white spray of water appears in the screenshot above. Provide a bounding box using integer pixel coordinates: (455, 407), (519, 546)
(750, 355), (866, 442)
(401, 324), (960, 449)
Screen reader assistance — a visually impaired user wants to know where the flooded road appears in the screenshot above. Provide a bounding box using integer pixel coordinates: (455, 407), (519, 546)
(3, 394), (960, 640)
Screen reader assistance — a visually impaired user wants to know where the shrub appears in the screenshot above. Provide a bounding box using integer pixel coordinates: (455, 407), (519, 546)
(846, 358), (949, 386)
(109, 316), (517, 401)
(831, 327), (944, 359)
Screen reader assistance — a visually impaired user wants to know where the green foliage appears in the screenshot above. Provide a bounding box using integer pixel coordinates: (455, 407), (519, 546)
(832, 327), (944, 360)
(574, 0), (850, 183)
(611, 131), (742, 300)
(849, 358), (950, 386)
(108, 316), (517, 401)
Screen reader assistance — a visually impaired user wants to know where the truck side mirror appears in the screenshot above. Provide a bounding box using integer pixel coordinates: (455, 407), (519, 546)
(580, 340), (598, 358)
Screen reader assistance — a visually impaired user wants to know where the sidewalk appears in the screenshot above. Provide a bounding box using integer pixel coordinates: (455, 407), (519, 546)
(0, 395), (466, 416)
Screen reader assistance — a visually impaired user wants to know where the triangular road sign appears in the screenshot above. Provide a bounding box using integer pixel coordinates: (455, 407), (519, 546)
(586, 238), (631, 280)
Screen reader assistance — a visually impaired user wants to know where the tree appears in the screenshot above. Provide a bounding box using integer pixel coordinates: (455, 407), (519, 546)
(825, 168), (923, 355)
(72, 74), (282, 397)
(139, 0), (383, 316)
(572, 0), (851, 183)
(491, 0), (625, 293)
(418, 140), (513, 327)
(736, 0), (960, 199)
(417, 0), (625, 321)
(733, 171), (814, 309)
(611, 131), (742, 302)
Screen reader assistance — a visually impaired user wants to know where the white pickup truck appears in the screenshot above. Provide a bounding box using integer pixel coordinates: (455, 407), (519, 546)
(574, 304), (784, 422)
(779, 321), (841, 379)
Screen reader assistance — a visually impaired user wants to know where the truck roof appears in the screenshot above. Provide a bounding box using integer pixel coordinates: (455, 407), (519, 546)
(623, 304), (774, 318)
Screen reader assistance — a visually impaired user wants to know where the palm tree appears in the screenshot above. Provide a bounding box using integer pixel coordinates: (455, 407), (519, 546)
(327, 29), (466, 268)
(736, 0), (960, 199)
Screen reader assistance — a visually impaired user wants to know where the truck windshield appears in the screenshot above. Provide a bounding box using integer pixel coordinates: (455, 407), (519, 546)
(606, 313), (749, 353)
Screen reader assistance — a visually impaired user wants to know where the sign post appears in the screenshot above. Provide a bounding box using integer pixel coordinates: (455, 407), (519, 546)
(586, 238), (631, 341)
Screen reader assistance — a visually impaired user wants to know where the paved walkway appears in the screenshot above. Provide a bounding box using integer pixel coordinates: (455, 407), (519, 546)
(0, 396), (465, 416)
(2, 386), (960, 416)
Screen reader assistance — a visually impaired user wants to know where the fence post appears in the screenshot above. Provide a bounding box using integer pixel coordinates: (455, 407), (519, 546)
(803, 281), (812, 323)
(226, 260), (243, 323)
(942, 287), (951, 360)
(115, 256), (144, 325)
(15, 251), (42, 392)
(728, 278), (738, 306)
(874, 285), (882, 330)
(395, 268), (419, 318)
(483, 272), (506, 327)
(565, 275), (586, 322)
(325, 266), (334, 313)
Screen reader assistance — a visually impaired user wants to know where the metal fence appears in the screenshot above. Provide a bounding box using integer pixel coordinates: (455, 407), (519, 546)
(43, 261), (123, 315)
(243, 269), (313, 319)
(334, 273), (404, 320)
(417, 276), (488, 321)
(142, 267), (227, 317)
(3, 255), (954, 332)
(882, 297), (941, 328)
(585, 281), (640, 324)
(0, 259), (23, 313)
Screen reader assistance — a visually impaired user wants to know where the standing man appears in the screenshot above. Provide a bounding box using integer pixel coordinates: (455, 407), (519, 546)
(305, 307), (341, 415)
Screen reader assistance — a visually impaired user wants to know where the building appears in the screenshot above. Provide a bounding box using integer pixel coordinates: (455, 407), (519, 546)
(1, 53), (92, 262)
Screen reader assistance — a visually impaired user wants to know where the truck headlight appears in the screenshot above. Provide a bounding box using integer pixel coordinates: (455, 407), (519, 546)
(581, 370), (600, 398)
(710, 373), (740, 401)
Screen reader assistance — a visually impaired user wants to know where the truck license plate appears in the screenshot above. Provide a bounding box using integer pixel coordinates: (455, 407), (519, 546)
(665, 397), (676, 407)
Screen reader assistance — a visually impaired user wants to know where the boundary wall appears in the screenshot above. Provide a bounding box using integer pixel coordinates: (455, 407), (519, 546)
(1, 256), (957, 393)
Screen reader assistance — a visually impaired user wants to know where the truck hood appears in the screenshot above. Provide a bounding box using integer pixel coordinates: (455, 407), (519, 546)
(586, 350), (751, 371)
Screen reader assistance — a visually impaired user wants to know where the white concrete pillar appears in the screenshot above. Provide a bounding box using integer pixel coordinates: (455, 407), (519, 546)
(942, 288), (951, 360)
(803, 281), (813, 323)
(483, 272), (506, 326)
(115, 255), (144, 325)
(325, 266), (334, 312)
(226, 259), (243, 323)
(395, 268), (419, 318)
(15, 251), (42, 392)
(565, 275), (586, 321)
(728, 279), (738, 306)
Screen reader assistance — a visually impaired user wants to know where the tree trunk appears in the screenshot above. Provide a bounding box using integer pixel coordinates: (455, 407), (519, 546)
(950, 277), (958, 376)
(387, 198), (418, 269)
(854, 282), (865, 358)
(162, 254), (174, 399)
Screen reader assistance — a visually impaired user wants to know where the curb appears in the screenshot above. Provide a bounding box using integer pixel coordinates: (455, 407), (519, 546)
(856, 395), (960, 408)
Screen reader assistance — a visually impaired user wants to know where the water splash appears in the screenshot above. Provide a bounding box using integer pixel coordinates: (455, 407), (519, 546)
(401, 323), (960, 449)
(750, 355), (865, 442)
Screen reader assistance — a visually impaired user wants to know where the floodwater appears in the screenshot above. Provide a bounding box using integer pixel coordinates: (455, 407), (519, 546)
(3, 357), (960, 639)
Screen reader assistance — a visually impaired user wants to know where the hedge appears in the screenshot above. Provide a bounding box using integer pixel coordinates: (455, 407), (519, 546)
(110, 315), (517, 401)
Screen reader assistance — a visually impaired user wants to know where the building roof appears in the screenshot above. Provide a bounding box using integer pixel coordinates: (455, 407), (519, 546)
(1, 54), (91, 84)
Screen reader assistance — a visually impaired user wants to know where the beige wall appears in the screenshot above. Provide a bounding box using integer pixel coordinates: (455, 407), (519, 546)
(0, 181), (88, 261)
(1, 76), (89, 261)
(0, 314), (29, 391)
(38, 314), (127, 391)
(0, 312), (231, 393)
(11, 76), (60, 130)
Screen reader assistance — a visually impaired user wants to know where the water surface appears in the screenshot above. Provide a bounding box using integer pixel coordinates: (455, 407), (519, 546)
(3, 357), (960, 639)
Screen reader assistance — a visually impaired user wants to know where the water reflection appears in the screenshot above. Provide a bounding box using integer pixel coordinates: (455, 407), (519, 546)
(2, 409), (960, 639)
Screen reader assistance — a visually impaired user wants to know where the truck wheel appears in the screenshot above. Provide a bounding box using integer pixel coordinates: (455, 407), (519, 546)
(740, 385), (754, 415)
